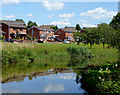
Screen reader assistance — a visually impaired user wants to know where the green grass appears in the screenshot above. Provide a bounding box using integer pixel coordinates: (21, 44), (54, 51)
(1, 42), (118, 65)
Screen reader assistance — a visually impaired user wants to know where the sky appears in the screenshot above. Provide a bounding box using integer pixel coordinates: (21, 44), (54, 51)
(1, 1), (119, 28)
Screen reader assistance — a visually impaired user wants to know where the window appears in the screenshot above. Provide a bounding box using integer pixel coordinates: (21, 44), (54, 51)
(43, 30), (46, 33)
(20, 28), (23, 31)
(59, 32), (60, 34)
(69, 37), (71, 40)
(49, 30), (52, 33)
(13, 27), (17, 30)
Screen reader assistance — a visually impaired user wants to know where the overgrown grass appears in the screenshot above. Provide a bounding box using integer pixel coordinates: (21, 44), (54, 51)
(1, 42), (118, 65)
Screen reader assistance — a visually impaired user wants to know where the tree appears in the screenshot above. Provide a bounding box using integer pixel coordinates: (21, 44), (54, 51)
(83, 28), (101, 48)
(109, 13), (120, 62)
(50, 25), (58, 31)
(27, 21), (38, 28)
(110, 12), (120, 30)
(98, 23), (114, 48)
(76, 24), (81, 30)
(73, 31), (82, 45)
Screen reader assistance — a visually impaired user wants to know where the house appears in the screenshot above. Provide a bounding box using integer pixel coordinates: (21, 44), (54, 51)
(0, 20), (27, 40)
(0, 23), (6, 38)
(55, 27), (78, 41)
(28, 25), (55, 42)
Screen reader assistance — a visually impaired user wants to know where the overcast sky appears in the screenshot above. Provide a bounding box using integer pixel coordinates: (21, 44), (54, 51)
(1, 1), (119, 28)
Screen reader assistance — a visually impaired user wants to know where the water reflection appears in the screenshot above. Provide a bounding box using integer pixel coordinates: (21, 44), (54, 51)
(2, 67), (86, 93)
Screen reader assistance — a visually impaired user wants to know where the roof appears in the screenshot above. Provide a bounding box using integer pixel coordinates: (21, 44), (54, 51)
(0, 20), (27, 28)
(36, 25), (55, 31)
(60, 27), (77, 32)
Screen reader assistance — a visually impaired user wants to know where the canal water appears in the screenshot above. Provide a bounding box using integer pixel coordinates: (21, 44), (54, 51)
(2, 68), (86, 93)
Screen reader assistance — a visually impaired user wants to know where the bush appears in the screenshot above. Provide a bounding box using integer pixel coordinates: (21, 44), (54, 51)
(67, 47), (93, 61)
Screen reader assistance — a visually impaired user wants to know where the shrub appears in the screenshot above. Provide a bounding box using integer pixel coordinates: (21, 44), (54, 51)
(67, 47), (93, 61)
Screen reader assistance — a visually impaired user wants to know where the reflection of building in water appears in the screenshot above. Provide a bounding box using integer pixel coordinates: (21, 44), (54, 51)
(118, 1), (120, 12)
(2, 75), (26, 83)
(2, 68), (73, 84)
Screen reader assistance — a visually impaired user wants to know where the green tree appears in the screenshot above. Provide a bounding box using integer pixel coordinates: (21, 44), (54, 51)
(110, 12), (120, 30)
(50, 25), (58, 31)
(98, 23), (114, 48)
(83, 28), (101, 48)
(76, 24), (81, 30)
(27, 21), (38, 29)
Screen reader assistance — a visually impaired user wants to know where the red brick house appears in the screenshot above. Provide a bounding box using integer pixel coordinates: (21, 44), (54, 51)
(55, 27), (78, 41)
(0, 20), (27, 40)
(28, 25), (55, 42)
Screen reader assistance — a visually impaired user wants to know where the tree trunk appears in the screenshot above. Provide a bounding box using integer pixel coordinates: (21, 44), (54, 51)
(90, 43), (92, 49)
(103, 42), (105, 49)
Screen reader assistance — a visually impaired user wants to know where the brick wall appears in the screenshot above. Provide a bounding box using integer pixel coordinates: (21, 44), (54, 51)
(55, 29), (65, 41)
(28, 27), (40, 38)
(2, 23), (9, 39)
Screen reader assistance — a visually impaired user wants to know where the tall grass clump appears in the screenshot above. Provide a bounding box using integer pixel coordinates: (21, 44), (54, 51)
(67, 47), (94, 61)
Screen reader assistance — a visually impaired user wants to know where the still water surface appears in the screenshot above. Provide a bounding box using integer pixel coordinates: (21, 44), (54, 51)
(2, 68), (86, 93)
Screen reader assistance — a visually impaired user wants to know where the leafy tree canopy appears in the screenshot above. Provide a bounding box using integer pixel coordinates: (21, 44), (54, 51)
(27, 21), (38, 28)
(50, 25), (58, 31)
(110, 12), (120, 30)
(76, 24), (81, 30)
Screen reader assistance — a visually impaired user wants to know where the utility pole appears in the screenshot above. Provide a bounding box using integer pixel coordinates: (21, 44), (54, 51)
(8, 24), (10, 42)
(32, 27), (33, 43)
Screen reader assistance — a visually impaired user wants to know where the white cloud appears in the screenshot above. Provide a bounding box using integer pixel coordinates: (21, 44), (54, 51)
(80, 7), (117, 20)
(2, 0), (20, 5)
(48, 15), (54, 18)
(77, 19), (88, 24)
(51, 20), (70, 26)
(42, 0), (64, 11)
(43, 83), (65, 93)
(59, 13), (75, 18)
(81, 23), (97, 27)
(4, 15), (15, 19)
(0, 17), (2, 20)
(27, 14), (33, 17)
(59, 73), (76, 80)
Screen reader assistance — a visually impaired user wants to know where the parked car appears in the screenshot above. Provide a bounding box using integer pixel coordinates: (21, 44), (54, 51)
(37, 39), (44, 43)
(5, 39), (14, 43)
(63, 40), (71, 44)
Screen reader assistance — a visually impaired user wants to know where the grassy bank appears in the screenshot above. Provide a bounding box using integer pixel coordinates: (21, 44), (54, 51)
(1, 42), (118, 65)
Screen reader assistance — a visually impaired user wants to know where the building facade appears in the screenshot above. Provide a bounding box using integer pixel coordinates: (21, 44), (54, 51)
(55, 27), (78, 41)
(0, 20), (27, 40)
(28, 25), (55, 42)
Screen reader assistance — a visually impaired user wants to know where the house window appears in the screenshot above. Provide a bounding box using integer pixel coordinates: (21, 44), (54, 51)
(66, 36), (68, 40)
(43, 30), (46, 33)
(13, 27), (17, 30)
(69, 37), (71, 40)
(49, 30), (52, 33)
(20, 28), (23, 31)
(59, 32), (60, 34)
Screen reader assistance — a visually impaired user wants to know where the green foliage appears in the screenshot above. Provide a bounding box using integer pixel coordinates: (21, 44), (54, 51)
(0, 36), (4, 41)
(110, 12), (120, 30)
(83, 28), (101, 48)
(98, 23), (115, 48)
(27, 21), (38, 29)
(50, 25), (58, 31)
(80, 62), (120, 94)
(76, 24), (81, 30)
(67, 47), (93, 61)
